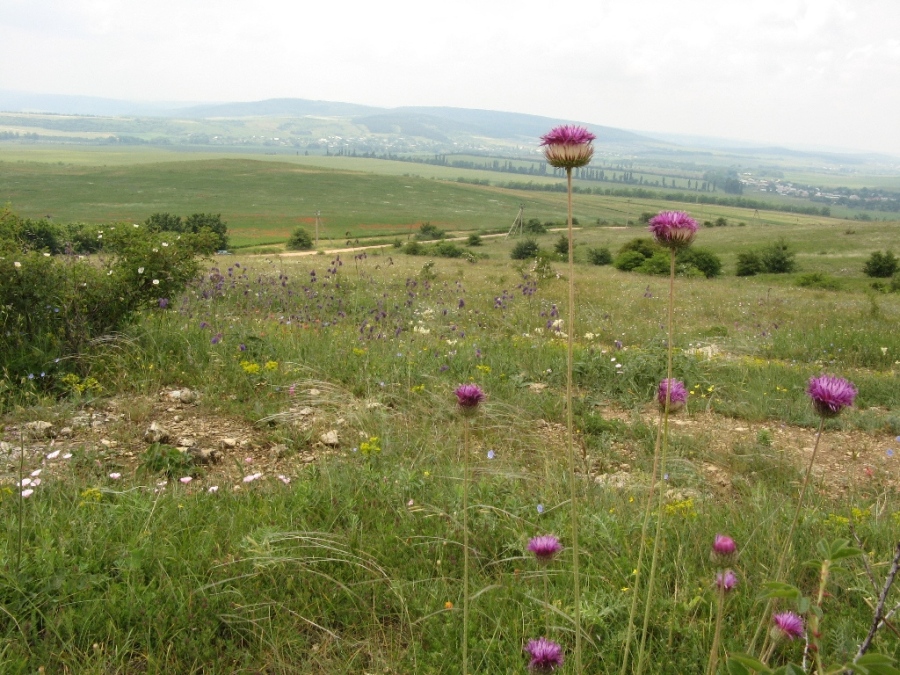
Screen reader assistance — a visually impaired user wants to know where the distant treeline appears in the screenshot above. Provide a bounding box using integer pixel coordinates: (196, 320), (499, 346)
(455, 178), (833, 218)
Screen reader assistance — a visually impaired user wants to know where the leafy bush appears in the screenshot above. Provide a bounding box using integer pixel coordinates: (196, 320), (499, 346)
(0, 209), (209, 382)
(679, 247), (723, 278)
(403, 241), (425, 255)
(796, 273), (840, 290)
(523, 219), (547, 234)
(511, 239), (540, 260)
(554, 235), (569, 257)
(736, 251), (763, 276)
(466, 233), (483, 247)
(863, 250), (898, 278)
(618, 238), (660, 259)
(613, 250), (647, 272)
(760, 237), (797, 273)
(287, 227), (314, 250)
(145, 212), (229, 253)
(433, 241), (464, 258)
(140, 443), (195, 478)
(636, 251), (671, 275)
(417, 222), (444, 240)
(587, 247), (612, 266)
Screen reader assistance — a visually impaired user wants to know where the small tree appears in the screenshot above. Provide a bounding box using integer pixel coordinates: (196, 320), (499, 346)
(760, 237), (797, 273)
(736, 252), (762, 276)
(587, 247), (612, 265)
(554, 235), (569, 257)
(511, 239), (540, 260)
(679, 247), (723, 278)
(466, 233), (482, 247)
(523, 219), (547, 234)
(287, 227), (314, 251)
(863, 250), (899, 278)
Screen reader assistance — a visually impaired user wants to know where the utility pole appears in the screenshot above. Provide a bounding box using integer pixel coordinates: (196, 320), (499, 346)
(507, 203), (525, 238)
(315, 210), (321, 248)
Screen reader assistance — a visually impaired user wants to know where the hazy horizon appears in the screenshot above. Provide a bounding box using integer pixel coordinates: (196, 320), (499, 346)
(2, 0), (899, 155)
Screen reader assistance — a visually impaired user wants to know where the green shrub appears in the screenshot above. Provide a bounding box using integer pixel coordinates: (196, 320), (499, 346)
(554, 235), (569, 257)
(736, 251), (762, 276)
(587, 247), (612, 266)
(796, 273), (840, 290)
(523, 219), (547, 234)
(760, 237), (797, 273)
(0, 212), (209, 382)
(679, 247), (723, 278)
(511, 239), (540, 260)
(403, 241), (425, 255)
(863, 250), (899, 278)
(466, 233), (483, 247)
(636, 251), (671, 275)
(145, 212), (228, 253)
(286, 227), (314, 250)
(417, 222), (444, 240)
(618, 237), (659, 259)
(613, 250), (647, 271)
(433, 241), (464, 258)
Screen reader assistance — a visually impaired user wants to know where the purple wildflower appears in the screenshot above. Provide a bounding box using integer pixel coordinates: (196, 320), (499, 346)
(715, 569), (738, 592)
(657, 378), (688, 412)
(211, 332), (223, 345)
(525, 637), (565, 672)
(712, 534), (737, 559)
(158, 298), (169, 309)
(807, 374), (857, 418)
(771, 611), (804, 641)
(527, 535), (562, 562)
(455, 383), (485, 414)
(648, 210), (698, 250)
(540, 125), (596, 169)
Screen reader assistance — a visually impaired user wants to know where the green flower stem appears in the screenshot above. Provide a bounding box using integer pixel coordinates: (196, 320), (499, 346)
(462, 416), (470, 675)
(619, 416), (664, 675)
(707, 582), (726, 675)
(636, 249), (677, 675)
(565, 166), (583, 674)
(17, 430), (25, 575)
(751, 416), (826, 655)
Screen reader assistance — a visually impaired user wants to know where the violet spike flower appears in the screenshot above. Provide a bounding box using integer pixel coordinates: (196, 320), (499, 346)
(540, 125), (596, 169)
(807, 374), (857, 418)
(657, 378), (688, 412)
(648, 210), (698, 250)
(525, 637), (565, 672)
(527, 535), (562, 563)
(455, 383), (485, 415)
(771, 611), (804, 641)
(715, 569), (738, 592)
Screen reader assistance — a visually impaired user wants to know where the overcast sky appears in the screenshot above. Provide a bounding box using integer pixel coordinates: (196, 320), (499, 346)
(3, 0), (899, 155)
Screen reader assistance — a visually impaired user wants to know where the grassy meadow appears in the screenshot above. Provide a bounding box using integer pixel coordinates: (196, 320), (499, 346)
(1, 146), (900, 673)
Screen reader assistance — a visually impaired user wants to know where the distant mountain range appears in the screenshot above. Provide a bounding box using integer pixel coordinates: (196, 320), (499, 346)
(2, 90), (897, 165)
(0, 90), (658, 146)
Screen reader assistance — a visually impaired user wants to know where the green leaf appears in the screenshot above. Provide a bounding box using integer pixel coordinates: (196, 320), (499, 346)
(727, 653), (773, 673)
(797, 596), (811, 614)
(760, 581), (802, 600)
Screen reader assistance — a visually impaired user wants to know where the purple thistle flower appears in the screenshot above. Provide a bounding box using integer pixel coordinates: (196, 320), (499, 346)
(712, 534), (737, 559)
(715, 569), (738, 592)
(807, 374), (857, 418)
(211, 332), (223, 345)
(527, 535), (562, 563)
(525, 637), (565, 672)
(540, 125), (596, 169)
(158, 298), (169, 309)
(657, 378), (688, 412)
(648, 210), (699, 250)
(771, 611), (804, 641)
(454, 383), (485, 414)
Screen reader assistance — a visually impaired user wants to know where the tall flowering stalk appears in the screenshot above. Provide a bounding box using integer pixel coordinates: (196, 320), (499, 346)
(752, 375), (856, 655)
(540, 124), (595, 674)
(529, 534), (562, 633)
(455, 383), (485, 675)
(631, 211), (697, 675)
(707, 535), (738, 675)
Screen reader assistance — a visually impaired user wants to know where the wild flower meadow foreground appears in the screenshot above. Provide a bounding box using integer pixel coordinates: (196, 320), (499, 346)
(2, 219), (900, 672)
